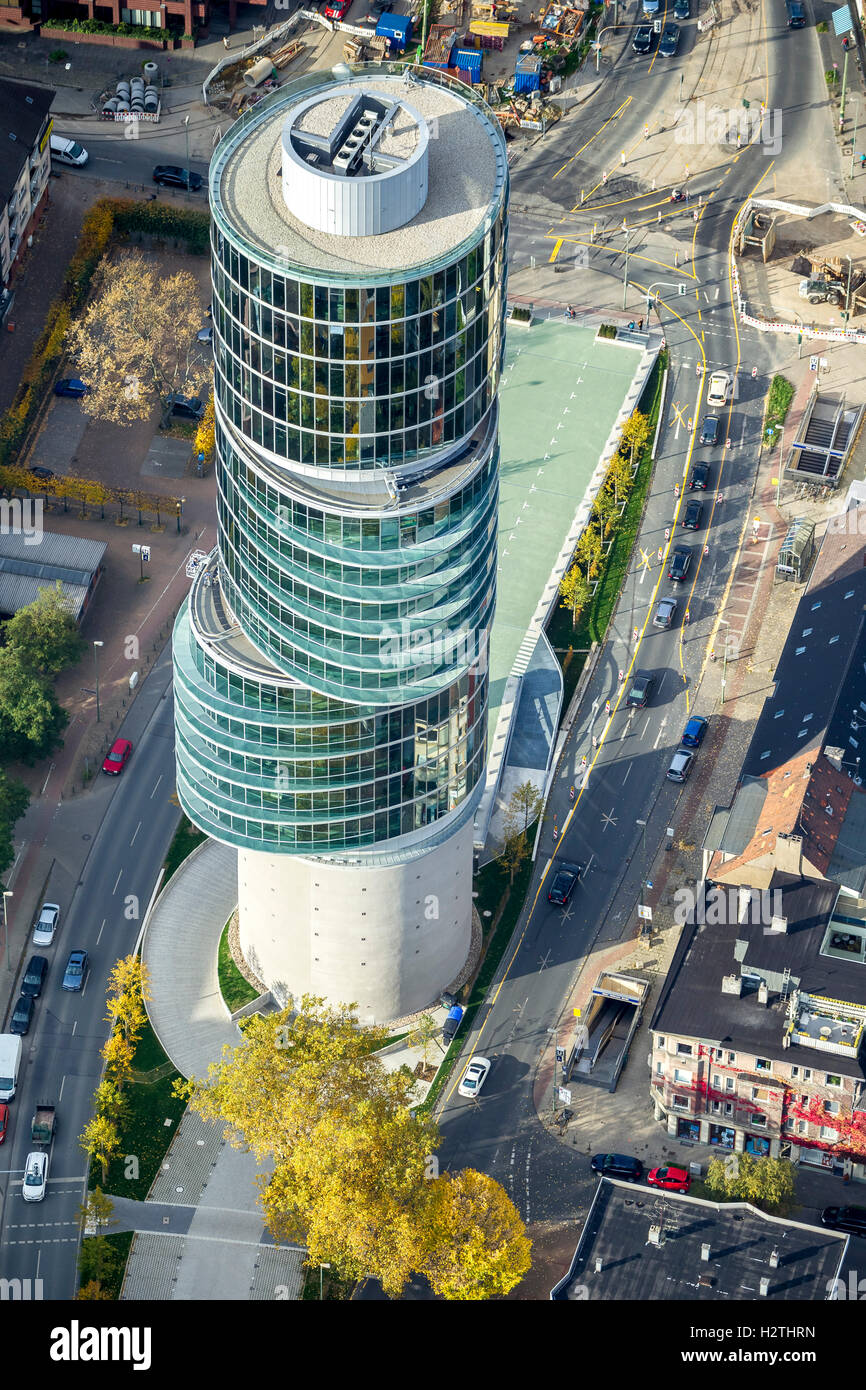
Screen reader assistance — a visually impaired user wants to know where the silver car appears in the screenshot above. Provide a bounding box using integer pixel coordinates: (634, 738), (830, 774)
(32, 902), (60, 947)
(653, 597), (678, 629)
(666, 749), (695, 783)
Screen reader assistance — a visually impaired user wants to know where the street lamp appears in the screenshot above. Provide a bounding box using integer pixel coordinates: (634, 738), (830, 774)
(718, 620), (730, 704)
(844, 254), (854, 335)
(1, 890), (12, 973)
(183, 114), (191, 192)
(93, 640), (104, 723)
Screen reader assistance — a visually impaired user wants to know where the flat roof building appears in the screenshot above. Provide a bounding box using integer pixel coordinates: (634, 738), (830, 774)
(0, 528), (106, 623)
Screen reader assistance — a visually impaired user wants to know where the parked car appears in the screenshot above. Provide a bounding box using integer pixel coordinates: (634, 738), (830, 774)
(682, 498), (703, 530)
(548, 863), (582, 905)
(21, 956), (48, 999)
(699, 415), (720, 445)
(23, 1150), (48, 1202)
(458, 1056), (490, 1099)
(689, 461), (710, 490)
(647, 1165), (691, 1193)
(29, 465), (54, 481)
(681, 715), (708, 747)
(54, 378), (88, 398)
(324, 0), (350, 17)
(0, 1102), (7, 1145)
(821, 1205), (866, 1236)
(668, 545), (692, 581)
(61, 949), (89, 993)
(166, 393), (205, 422)
(706, 371), (731, 407)
(632, 24), (653, 53)
(666, 748), (695, 783)
(102, 737), (132, 775)
(10, 995), (34, 1036)
(674, 0), (689, 17)
(196, 324), (213, 344)
(658, 22), (680, 55)
(443, 1004), (464, 1041)
(626, 670), (655, 709)
(152, 165), (203, 191)
(32, 902), (60, 947)
(653, 596), (678, 629)
(591, 1153), (644, 1181)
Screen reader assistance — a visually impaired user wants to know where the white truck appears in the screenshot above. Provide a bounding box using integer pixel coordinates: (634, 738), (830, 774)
(0, 1033), (23, 1102)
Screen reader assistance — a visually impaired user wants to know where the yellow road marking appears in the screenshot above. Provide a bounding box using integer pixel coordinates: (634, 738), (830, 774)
(553, 96), (632, 182)
(549, 238), (563, 263)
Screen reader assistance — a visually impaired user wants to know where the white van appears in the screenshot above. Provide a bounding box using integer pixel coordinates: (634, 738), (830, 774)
(50, 134), (88, 167)
(0, 1033), (23, 1102)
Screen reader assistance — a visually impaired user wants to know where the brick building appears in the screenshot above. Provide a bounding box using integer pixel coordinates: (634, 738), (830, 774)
(0, 0), (265, 41)
(0, 78), (53, 290)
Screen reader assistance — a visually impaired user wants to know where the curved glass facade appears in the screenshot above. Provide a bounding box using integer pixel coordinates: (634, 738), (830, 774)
(173, 68), (507, 856)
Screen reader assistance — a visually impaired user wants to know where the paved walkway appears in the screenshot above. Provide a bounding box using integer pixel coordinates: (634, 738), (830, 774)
(142, 837), (239, 1079)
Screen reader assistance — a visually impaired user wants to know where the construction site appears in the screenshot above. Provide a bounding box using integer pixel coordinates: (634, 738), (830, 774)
(735, 200), (866, 332)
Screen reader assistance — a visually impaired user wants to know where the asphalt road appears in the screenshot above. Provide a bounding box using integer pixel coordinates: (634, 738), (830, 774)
(434, 0), (823, 1226)
(0, 648), (180, 1299)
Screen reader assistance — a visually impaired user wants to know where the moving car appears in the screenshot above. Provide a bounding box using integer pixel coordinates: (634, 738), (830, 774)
(674, 0), (689, 16)
(632, 24), (653, 53)
(102, 737), (132, 775)
(653, 596), (678, 629)
(21, 956), (48, 998)
(706, 371), (731, 407)
(821, 1205), (866, 1236)
(29, 465), (54, 481)
(681, 715), (708, 747)
(167, 393), (205, 421)
(23, 1150), (48, 1202)
(548, 863), (582, 905)
(152, 165), (203, 191)
(682, 498), (703, 530)
(54, 378), (88, 398)
(699, 415), (720, 445)
(647, 1165), (691, 1193)
(458, 1056), (491, 1099)
(786, 0), (806, 25)
(668, 545), (692, 581)
(0, 1102), (7, 1145)
(591, 1153), (644, 1181)
(626, 670), (654, 709)
(62, 949), (89, 993)
(10, 995), (34, 1036)
(666, 748), (695, 783)
(689, 461), (710, 490)
(50, 134), (89, 167)
(32, 902), (60, 947)
(798, 277), (841, 306)
(658, 22), (680, 56)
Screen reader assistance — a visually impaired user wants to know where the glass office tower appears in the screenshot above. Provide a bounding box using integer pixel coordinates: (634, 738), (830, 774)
(173, 65), (508, 1020)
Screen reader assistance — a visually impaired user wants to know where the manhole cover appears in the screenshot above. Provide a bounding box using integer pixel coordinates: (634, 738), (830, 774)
(82, 834), (92, 841)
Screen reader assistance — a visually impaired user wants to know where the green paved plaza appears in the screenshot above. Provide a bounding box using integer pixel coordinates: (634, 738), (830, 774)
(490, 319), (640, 729)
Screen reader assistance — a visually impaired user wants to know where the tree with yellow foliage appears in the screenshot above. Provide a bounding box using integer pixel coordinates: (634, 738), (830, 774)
(79, 1113), (120, 1186)
(419, 1168), (531, 1300)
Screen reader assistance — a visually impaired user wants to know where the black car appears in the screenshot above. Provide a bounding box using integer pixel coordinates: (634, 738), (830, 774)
(689, 461), (710, 490)
(658, 22), (680, 55)
(821, 1205), (866, 1236)
(626, 670), (654, 709)
(152, 165), (203, 192)
(548, 863), (582, 906)
(591, 1153), (644, 1181)
(29, 465), (54, 481)
(668, 545), (692, 581)
(674, 0), (689, 16)
(167, 393), (205, 421)
(699, 415), (720, 445)
(682, 498), (703, 530)
(21, 955), (48, 998)
(11, 994), (34, 1036)
(632, 23), (653, 53)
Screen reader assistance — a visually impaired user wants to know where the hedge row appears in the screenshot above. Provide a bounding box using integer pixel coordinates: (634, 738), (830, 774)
(0, 198), (209, 471)
(42, 18), (169, 39)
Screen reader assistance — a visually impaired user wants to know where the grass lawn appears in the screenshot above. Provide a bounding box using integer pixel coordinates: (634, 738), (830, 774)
(218, 919), (259, 1013)
(763, 374), (795, 446)
(163, 813), (206, 882)
(92, 1017), (187, 1204)
(546, 352), (666, 713)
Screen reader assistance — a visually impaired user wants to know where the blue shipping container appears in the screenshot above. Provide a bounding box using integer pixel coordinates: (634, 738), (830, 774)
(376, 13), (413, 48)
(514, 55), (542, 94)
(453, 47), (482, 82)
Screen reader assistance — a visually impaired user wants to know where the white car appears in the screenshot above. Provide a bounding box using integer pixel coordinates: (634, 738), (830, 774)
(23, 1150), (48, 1202)
(32, 902), (60, 947)
(458, 1056), (491, 1099)
(706, 372), (731, 407)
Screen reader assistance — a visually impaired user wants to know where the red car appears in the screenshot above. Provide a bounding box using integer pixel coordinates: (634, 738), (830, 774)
(324, 0), (350, 16)
(0, 1102), (8, 1144)
(647, 1165), (691, 1193)
(102, 737), (133, 775)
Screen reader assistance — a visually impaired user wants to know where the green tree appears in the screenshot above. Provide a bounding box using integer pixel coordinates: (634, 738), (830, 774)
(0, 770), (29, 879)
(407, 1012), (443, 1068)
(499, 826), (528, 885)
(704, 1153), (794, 1213)
(419, 1169), (531, 1300)
(505, 779), (542, 837)
(3, 584), (85, 678)
(77, 1187), (115, 1235)
(75, 1279), (112, 1301)
(0, 647), (68, 758)
(559, 565), (591, 629)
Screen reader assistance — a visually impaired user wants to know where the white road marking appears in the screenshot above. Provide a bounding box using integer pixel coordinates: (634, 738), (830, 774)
(96, 918), (106, 946)
(130, 821), (141, 847)
(151, 774), (163, 798)
(622, 763), (632, 784)
(112, 869), (122, 894)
